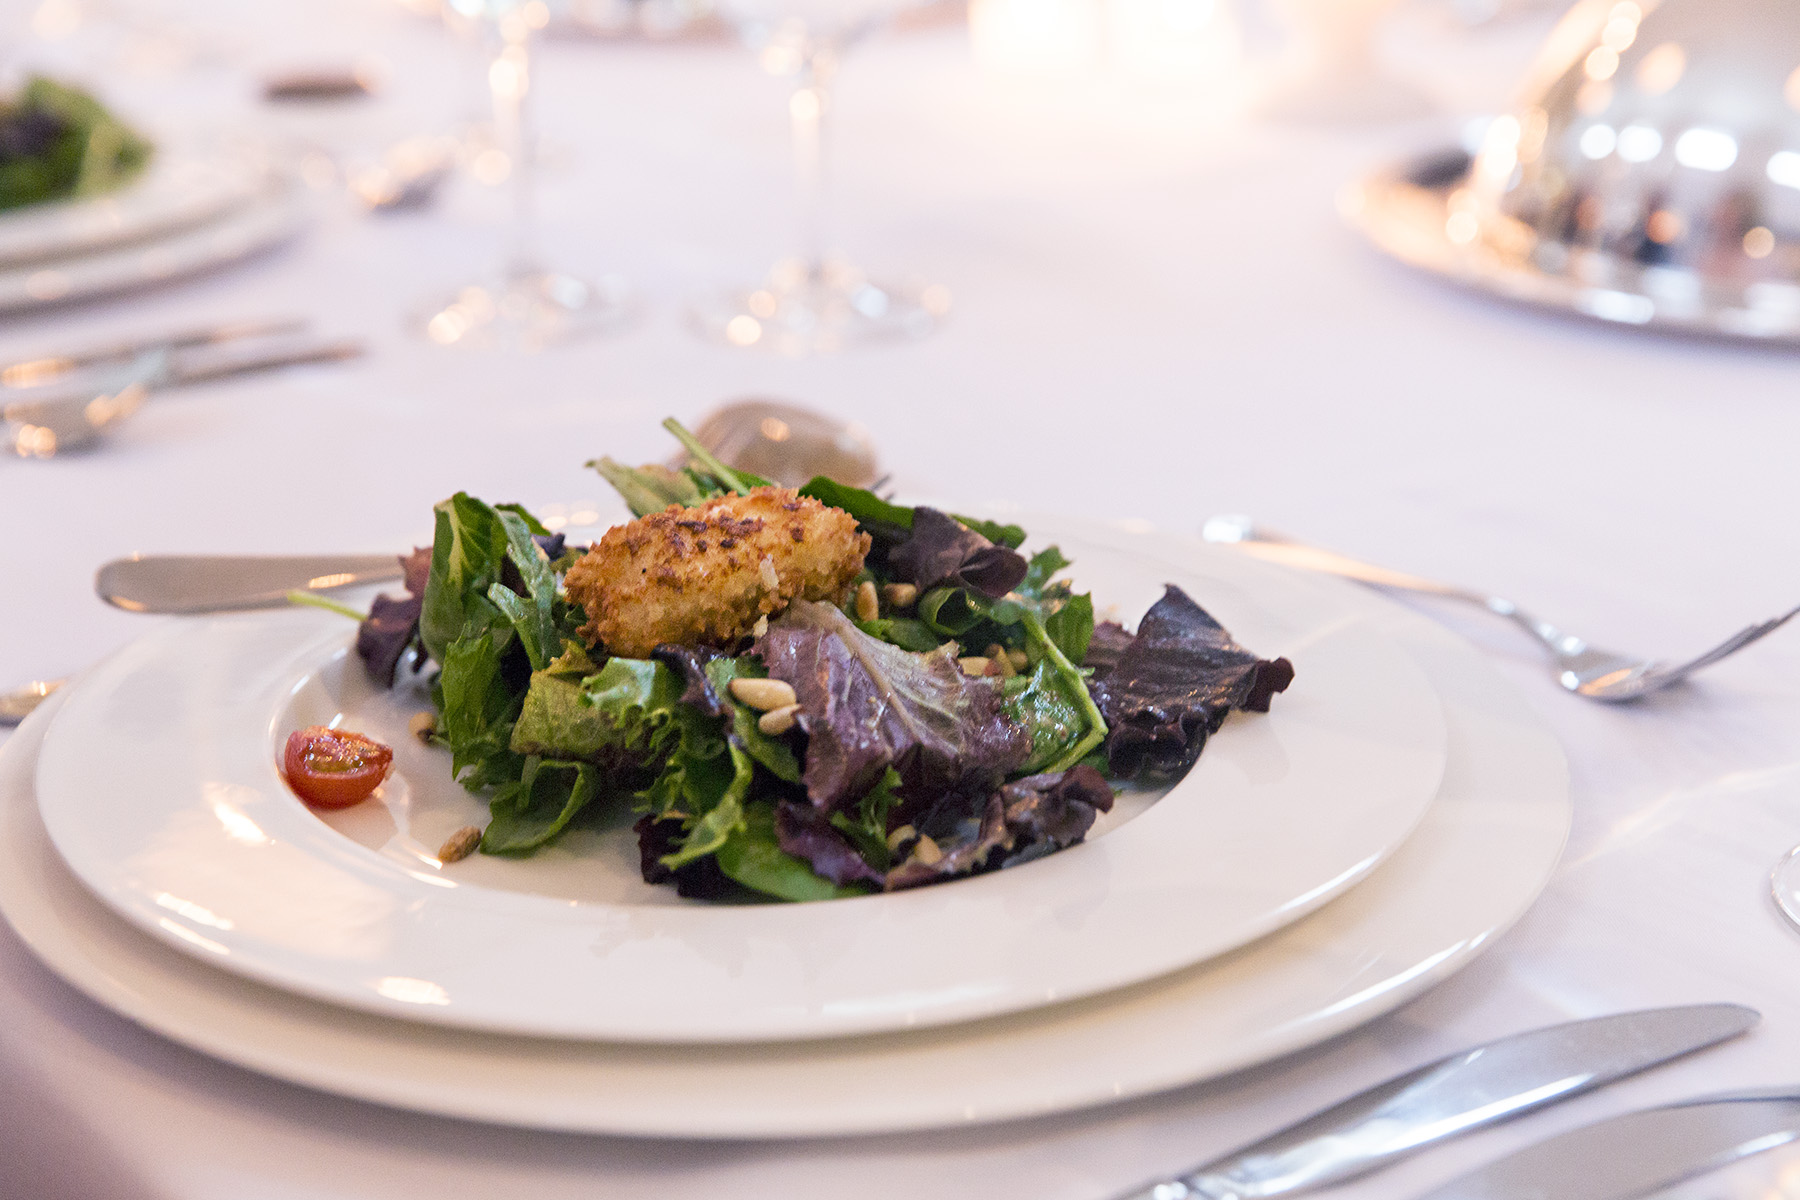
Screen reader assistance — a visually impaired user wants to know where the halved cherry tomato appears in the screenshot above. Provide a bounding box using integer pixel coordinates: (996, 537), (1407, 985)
(283, 725), (393, 809)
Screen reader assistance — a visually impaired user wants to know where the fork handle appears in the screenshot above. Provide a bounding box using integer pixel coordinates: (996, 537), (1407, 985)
(1214, 527), (1579, 656)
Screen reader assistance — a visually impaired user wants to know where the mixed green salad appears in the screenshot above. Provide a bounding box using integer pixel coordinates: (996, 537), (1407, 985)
(350, 420), (1293, 902)
(0, 77), (153, 212)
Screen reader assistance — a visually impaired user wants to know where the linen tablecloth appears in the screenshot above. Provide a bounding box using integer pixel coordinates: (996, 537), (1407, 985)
(5, 2), (1800, 1195)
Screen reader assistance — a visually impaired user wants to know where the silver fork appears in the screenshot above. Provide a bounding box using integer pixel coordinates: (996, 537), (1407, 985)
(1201, 514), (1800, 702)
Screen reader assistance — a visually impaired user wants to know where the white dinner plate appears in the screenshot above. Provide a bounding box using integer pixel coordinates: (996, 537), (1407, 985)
(0, 591), (1569, 1136)
(0, 174), (307, 314)
(0, 142), (272, 269)
(35, 520), (1447, 1042)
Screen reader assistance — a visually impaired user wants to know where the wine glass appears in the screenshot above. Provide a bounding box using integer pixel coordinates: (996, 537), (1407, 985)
(691, 0), (951, 355)
(420, 0), (632, 350)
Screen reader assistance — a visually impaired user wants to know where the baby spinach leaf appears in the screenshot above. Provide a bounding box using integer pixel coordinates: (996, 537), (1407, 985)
(917, 586), (990, 637)
(716, 803), (869, 901)
(1043, 592), (1094, 666)
(437, 628), (524, 789)
(482, 758), (600, 854)
(854, 617), (943, 653)
(1002, 659), (1090, 775)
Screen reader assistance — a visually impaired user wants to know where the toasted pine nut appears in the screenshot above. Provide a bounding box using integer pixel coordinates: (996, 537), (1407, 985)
(437, 825), (482, 863)
(408, 711), (437, 743)
(983, 644), (1016, 678)
(729, 676), (798, 711)
(880, 582), (918, 609)
(911, 834), (943, 865)
(757, 703), (800, 735)
(759, 556), (779, 590)
(1007, 648), (1030, 671)
(855, 579), (879, 622)
(958, 656), (990, 677)
(886, 824), (916, 851)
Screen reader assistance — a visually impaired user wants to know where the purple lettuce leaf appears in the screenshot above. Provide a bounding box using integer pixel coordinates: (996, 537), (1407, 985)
(1088, 585), (1294, 779)
(754, 600), (1031, 811)
(886, 506), (1028, 599)
(774, 801), (885, 887)
(1082, 620), (1135, 679)
(997, 763), (1115, 860)
(354, 546), (433, 687)
(885, 792), (1009, 890)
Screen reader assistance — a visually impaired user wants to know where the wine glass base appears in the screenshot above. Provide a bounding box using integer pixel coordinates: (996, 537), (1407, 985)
(689, 260), (950, 355)
(1772, 844), (1800, 933)
(418, 271), (634, 351)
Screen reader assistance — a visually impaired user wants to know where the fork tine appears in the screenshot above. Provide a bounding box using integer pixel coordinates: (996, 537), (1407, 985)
(1659, 604), (1800, 680)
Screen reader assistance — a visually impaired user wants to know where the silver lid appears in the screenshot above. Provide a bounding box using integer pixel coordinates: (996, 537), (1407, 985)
(1469, 0), (1800, 334)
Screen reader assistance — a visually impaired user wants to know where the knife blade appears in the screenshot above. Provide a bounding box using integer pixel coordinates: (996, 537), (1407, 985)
(1415, 1086), (1800, 1200)
(1111, 1003), (1759, 1200)
(96, 554), (406, 613)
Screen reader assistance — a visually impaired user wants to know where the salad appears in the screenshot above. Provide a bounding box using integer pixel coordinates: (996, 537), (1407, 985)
(0, 77), (152, 212)
(349, 419), (1293, 902)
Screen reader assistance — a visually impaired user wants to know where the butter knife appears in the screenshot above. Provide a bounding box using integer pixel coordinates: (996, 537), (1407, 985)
(96, 554), (406, 613)
(1415, 1086), (1800, 1200)
(1112, 1003), (1758, 1200)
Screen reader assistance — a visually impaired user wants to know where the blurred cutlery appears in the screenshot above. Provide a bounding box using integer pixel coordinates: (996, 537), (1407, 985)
(5, 337), (364, 457)
(0, 316), (308, 389)
(673, 398), (880, 488)
(96, 553), (404, 613)
(0, 680), (61, 727)
(1111, 1003), (1758, 1200)
(1201, 515), (1800, 702)
(1413, 1086), (1800, 1200)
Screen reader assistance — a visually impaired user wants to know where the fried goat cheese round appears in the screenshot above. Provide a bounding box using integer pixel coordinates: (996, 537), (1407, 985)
(564, 486), (871, 658)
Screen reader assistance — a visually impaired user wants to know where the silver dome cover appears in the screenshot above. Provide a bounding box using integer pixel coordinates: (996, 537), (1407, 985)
(1459, 0), (1800, 335)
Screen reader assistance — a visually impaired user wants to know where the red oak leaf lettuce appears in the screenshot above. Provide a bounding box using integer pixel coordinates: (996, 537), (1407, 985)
(1088, 586), (1294, 778)
(754, 600), (1030, 811)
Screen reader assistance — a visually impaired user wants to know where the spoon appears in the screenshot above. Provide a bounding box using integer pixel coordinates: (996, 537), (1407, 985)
(675, 398), (880, 488)
(0, 680), (60, 727)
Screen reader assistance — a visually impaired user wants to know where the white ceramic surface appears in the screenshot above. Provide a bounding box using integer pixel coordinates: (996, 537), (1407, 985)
(34, 522), (1447, 1042)
(0, 178), (307, 314)
(0, 143), (271, 269)
(0, 599), (1569, 1137)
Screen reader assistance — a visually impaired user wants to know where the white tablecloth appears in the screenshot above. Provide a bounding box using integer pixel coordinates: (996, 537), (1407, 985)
(6, 3), (1800, 1197)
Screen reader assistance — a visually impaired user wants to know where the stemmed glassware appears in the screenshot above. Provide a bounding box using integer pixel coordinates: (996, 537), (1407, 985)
(691, 0), (951, 355)
(422, 0), (631, 350)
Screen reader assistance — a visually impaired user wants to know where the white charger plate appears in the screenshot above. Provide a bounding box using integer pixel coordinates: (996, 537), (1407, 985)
(34, 522), (1449, 1043)
(0, 592), (1569, 1137)
(0, 143), (272, 269)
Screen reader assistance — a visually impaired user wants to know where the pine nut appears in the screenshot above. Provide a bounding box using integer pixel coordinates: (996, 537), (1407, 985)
(984, 644), (1016, 678)
(408, 711), (436, 743)
(958, 656), (990, 677)
(886, 824), (916, 851)
(759, 556), (779, 590)
(752, 614), (769, 638)
(1007, 648), (1030, 671)
(880, 582), (918, 609)
(729, 676), (798, 711)
(911, 834), (943, 865)
(855, 579), (879, 622)
(437, 825), (482, 863)
(757, 703), (800, 735)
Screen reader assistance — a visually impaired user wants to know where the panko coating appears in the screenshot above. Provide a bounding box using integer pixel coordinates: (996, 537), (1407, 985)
(564, 486), (871, 658)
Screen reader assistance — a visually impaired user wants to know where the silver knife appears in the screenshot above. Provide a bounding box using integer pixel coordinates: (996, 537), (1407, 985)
(1112, 1003), (1759, 1200)
(96, 554), (407, 613)
(1415, 1086), (1800, 1200)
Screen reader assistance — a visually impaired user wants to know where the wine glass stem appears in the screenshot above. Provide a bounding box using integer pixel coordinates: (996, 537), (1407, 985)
(491, 13), (538, 278)
(790, 54), (834, 281)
